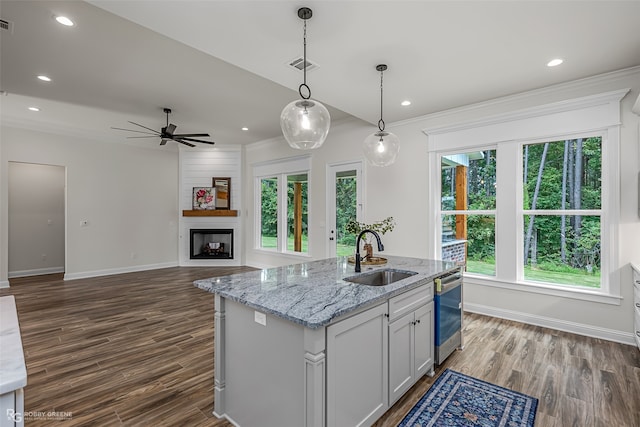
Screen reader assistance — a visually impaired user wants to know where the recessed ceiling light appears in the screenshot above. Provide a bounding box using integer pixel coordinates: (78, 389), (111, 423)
(37, 75), (52, 82)
(55, 16), (74, 26)
(401, 100), (411, 106)
(241, 127), (249, 131)
(28, 107), (40, 112)
(547, 58), (563, 67)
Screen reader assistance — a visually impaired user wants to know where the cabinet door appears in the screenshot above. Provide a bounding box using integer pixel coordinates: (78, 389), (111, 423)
(388, 311), (415, 405)
(327, 303), (388, 427)
(414, 301), (434, 378)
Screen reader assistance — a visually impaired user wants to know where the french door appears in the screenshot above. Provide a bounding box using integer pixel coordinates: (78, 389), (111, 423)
(326, 161), (363, 258)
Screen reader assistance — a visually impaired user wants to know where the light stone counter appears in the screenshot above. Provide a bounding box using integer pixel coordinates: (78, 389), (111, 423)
(194, 255), (458, 329)
(0, 295), (27, 394)
(1, 295), (26, 427)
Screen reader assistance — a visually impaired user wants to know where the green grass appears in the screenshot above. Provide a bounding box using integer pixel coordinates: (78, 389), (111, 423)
(261, 236), (354, 256)
(466, 259), (601, 288)
(260, 235), (308, 253)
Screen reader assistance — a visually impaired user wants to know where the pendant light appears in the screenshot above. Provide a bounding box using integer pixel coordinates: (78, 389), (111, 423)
(363, 64), (399, 166)
(280, 7), (330, 150)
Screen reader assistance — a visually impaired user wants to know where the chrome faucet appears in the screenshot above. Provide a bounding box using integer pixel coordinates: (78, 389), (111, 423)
(355, 229), (384, 273)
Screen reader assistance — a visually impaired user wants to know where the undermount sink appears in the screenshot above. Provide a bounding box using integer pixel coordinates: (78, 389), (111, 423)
(344, 268), (418, 286)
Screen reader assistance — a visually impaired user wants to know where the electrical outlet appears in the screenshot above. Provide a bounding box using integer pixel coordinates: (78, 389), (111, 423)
(254, 311), (267, 326)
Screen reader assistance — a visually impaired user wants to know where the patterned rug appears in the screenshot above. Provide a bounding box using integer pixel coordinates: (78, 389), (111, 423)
(398, 369), (538, 427)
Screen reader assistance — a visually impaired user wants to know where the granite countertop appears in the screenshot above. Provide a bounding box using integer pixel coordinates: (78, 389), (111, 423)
(0, 295), (27, 394)
(194, 256), (458, 329)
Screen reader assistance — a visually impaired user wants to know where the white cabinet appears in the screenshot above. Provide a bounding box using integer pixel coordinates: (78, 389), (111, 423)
(326, 281), (435, 427)
(326, 303), (389, 427)
(388, 292), (434, 404)
(632, 264), (640, 350)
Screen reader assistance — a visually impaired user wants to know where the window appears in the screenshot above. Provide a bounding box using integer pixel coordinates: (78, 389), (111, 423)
(440, 150), (496, 276)
(260, 177), (278, 249)
(287, 174), (308, 253)
(522, 137), (602, 288)
(254, 156), (310, 255)
(426, 89), (627, 304)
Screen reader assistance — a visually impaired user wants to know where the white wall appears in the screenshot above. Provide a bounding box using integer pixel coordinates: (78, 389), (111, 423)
(8, 162), (65, 277)
(0, 126), (179, 282)
(244, 68), (640, 342)
(179, 146), (243, 266)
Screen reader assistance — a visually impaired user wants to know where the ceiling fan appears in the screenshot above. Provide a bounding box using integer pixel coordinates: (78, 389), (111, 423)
(112, 108), (214, 147)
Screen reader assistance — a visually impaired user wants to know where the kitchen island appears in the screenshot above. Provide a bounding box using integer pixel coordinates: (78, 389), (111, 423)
(195, 256), (459, 427)
(0, 296), (27, 427)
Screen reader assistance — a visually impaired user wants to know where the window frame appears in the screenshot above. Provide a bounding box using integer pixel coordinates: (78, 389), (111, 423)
(425, 89), (626, 305)
(438, 147), (498, 277)
(517, 132), (606, 290)
(253, 155), (312, 257)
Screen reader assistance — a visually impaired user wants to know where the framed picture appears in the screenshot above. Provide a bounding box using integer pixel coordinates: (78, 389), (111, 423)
(192, 187), (216, 210)
(212, 177), (231, 210)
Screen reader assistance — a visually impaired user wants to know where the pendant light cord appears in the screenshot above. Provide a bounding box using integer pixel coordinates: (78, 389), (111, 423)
(378, 69), (385, 132)
(299, 19), (311, 100)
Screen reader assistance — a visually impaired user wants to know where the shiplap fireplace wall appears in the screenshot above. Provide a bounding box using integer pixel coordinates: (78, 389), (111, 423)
(179, 146), (242, 266)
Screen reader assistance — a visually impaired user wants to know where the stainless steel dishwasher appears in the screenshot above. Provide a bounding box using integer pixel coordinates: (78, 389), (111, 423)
(434, 269), (463, 365)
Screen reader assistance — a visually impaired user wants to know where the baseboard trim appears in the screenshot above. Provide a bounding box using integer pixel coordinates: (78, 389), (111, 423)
(465, 302), (636, 346)
(8, 266), (65, 279)
(0, 280), (9, 289)
(63, 262), (178, 281)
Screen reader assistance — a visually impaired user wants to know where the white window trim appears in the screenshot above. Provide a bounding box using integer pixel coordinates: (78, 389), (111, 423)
(425, 89), (628, 305)
(253, 155), (312, 257)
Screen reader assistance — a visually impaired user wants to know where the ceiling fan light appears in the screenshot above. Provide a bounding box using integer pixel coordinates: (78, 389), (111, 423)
(363, 131), (400, 167)
(281, 98), (330, 149)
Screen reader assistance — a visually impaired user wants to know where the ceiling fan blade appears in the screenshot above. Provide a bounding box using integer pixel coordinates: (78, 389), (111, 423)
(128, 121), (160, 134)
(172, 133), (210, 138)
(160, 138), (169, 146)
(179, 137), (215, 145)
(178, 140), (196, 148)
(111, 127), (159, 135)
(166, 123), (177, 136)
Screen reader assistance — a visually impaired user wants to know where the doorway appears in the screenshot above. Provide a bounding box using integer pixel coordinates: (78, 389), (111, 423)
(326, 161), (363, 258)
(8, 162), (65, 278)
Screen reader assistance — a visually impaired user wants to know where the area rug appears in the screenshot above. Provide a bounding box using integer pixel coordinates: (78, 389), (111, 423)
(398, 369), (538, 427)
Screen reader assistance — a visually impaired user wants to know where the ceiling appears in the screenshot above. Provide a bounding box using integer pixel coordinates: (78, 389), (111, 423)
(2, 1), (640, 146)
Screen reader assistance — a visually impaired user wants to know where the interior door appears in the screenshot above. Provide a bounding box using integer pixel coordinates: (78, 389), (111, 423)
(326, 161), (363, 258)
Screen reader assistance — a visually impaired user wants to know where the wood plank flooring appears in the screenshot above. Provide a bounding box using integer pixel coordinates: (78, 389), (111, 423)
(2, 268), (639, 426)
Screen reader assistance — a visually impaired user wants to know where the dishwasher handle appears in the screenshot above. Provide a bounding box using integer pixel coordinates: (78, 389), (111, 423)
(435, 270), (463, 293)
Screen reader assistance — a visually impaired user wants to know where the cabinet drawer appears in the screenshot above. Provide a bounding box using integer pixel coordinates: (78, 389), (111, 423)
(635, 286), (640, 318)
(388, 281), (433, 321)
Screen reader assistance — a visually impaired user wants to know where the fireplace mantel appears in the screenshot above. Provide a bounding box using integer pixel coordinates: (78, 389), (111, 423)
(182, 210), (238, 217)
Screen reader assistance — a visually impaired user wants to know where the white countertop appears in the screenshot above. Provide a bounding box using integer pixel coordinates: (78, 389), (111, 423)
(0, 295), (27, 394)
(195, 256), (458, 329)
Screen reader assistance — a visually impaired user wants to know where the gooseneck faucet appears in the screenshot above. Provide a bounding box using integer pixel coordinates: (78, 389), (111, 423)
(355, 229), (384, 273)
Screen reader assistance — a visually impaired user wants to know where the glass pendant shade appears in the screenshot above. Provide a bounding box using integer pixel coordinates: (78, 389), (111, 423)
(363, 130), (400, 167)
(280, 99), (331, 150)
(364, 64), (399, 166)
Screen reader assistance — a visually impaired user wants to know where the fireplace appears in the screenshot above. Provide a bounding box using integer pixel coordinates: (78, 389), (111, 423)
(190, 229), (234, 260)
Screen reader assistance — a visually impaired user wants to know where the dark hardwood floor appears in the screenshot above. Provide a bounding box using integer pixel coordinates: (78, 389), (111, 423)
(2, 268), (638, 426)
